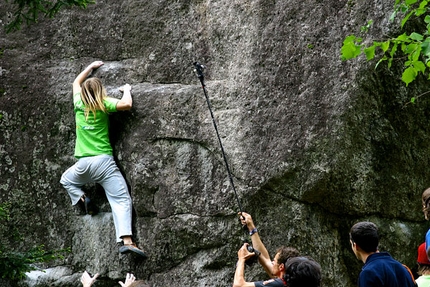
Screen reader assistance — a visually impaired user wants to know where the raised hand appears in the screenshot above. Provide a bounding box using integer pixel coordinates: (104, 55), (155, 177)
(80, 271), (99, 287)
(119, 273), (136, 287)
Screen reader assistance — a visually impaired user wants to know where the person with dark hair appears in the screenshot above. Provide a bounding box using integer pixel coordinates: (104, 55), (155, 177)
(60, 61), (146, 258)
(416, 243), (430, 287)
(349, 221), (416, 287)
(283, 257), (321, 287)
(233, 212), (300, 287)
(422, 188), (430, 221)
(422, 188), (430, 260)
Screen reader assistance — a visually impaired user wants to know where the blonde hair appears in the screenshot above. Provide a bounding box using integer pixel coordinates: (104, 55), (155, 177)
(81, 77), (108, 120)
(418, 264), (430, 276)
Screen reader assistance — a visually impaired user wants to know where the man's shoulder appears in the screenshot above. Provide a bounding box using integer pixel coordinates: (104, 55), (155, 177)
(362, 253), (416, 287)
(361, 254), (393, 279)
(365, 252), (407, 269)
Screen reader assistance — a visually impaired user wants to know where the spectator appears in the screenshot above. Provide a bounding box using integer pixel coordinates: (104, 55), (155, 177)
(283, 256), (321, 287)
(349, 221), (416, 287)
(422, 188), (430, 260)
(233, 212), (299, 287)
(416, 242), (430, 287)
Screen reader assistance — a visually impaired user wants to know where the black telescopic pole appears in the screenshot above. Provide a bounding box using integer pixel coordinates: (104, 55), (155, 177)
(193, 62), (244, 214)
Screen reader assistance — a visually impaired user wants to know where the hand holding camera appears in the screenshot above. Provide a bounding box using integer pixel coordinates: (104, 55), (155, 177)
(238, 243), (255, 259)
(237, 243), (261, 266)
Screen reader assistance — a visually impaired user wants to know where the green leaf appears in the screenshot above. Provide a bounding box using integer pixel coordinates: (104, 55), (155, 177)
(414, 60), (426, 73)
(410, 32), (424, 41)
(414, 61), (426, 74)
(402, 66), (418, 86)
(388, 57), (394, 69)
(405, 43), (418, 54)
(396, 33), (410, 42)
(400, 4), (409, 13)
(416, 0), (429, 16)
(422, 41), (430, 57)
(416, 8), (426, 16)
(341, 35), (362, 60)
(419, 0), (429, 8)
(364, 45), (376, 60)
(413, 45), (422, 61)
(425, 15), (430, 24)
(405, 0), (418, 5)
(401, 11), (415, 28)
(381, 40), (390, 52)
(401, 42), (408, 53)
(411, 97), (416, 103)
(390, 43), (398, 57)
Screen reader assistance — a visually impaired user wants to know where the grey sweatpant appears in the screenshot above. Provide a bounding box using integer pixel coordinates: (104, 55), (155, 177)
(60, 154), (132, 242)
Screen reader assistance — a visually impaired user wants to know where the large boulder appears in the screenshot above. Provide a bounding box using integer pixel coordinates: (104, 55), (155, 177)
(1, 0), (429, 286)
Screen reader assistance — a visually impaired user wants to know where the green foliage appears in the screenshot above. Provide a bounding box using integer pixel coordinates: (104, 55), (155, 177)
(0, 203), (70, 281)
(5, 0), (95, 33)
(0, 204), (9, 224)
(341, 0), (430, 88)
(0, 245), (70, 280)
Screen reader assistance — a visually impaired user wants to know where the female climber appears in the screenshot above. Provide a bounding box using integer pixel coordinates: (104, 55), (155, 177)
(60, 61), (146, 258)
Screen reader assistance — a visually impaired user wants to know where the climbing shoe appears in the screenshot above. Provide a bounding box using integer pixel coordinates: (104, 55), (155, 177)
(119, 243), (147, 258)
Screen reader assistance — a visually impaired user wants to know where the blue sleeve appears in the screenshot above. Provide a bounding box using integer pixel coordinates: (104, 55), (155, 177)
(426, 229), (430, 256)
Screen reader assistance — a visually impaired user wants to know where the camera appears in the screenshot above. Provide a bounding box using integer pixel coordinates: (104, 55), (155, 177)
(245, 245), (261, 266)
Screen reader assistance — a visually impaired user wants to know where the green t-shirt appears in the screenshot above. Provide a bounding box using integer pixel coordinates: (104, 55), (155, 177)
(416, 274), (430, 287)
(73, 92), (119, 158)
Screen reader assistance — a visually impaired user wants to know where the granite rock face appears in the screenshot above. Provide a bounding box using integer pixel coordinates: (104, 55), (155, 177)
(1, 0), (430, 286)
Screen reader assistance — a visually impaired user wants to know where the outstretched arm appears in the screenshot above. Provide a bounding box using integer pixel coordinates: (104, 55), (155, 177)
(233, 243), (256, 287)
(72, 61), (104, 95)
(239, 212), (273, 277)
